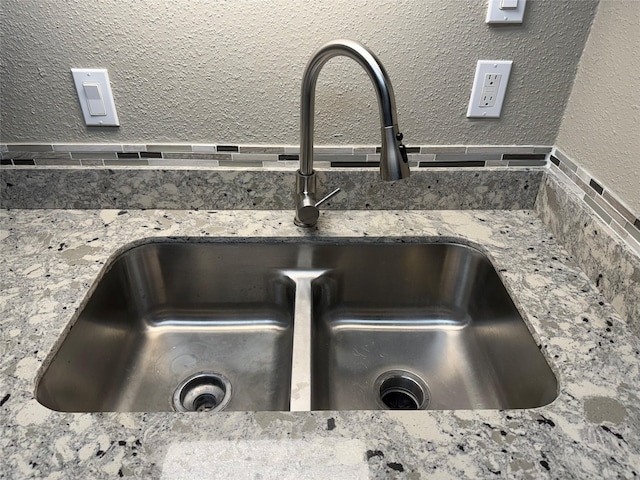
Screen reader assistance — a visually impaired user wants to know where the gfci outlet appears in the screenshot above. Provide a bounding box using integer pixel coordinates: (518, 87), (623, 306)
(467, 60), (512, 118)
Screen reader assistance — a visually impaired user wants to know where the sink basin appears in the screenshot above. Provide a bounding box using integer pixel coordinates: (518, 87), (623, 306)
(310, 243), (558, 410)
(37, 240), (558, 412)
(37, 242), (297, 412)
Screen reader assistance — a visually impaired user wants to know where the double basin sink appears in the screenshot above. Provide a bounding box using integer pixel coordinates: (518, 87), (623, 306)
(36, 240), (558, 412)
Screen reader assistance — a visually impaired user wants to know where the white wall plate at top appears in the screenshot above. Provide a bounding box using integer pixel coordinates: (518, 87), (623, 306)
(486, 0), (526, 24)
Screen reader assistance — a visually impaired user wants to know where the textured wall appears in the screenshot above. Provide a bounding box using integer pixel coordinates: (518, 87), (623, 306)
(556, 1), (640, 214)
(1, 0), (597, 145)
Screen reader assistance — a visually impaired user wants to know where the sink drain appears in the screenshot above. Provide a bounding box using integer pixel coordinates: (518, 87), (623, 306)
(172, 373), (232, 412)
(374, 370), (430, 410)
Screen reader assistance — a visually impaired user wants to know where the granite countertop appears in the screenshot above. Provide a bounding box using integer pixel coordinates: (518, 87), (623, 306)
(1, 202), (639, 479)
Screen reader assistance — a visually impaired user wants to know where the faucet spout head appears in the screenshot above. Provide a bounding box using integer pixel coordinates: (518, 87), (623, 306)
(380, 125), (411, 181)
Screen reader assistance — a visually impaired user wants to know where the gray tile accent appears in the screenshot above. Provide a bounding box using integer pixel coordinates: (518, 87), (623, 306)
(625, 222), (640, 244)
(191, 144), (217, 153)
(71, 152), (118, 160)
(104, 159), (149, 166)
(506, 160), (548, 167)
(230, 153), (280, 162)
(218, 161), (264, 167)
(312, 146), (354, 154)
(148, 159), (220, 167)
(53, 144), (124, 152)
(122, 144), (146, 152)
(583, 194), (612, 224)
(6, 151), (72, 160)
(34, 159), (81, 166)
(7, 144), (54, 152)
(146, 144), (193, 153)
(601, 194), (632, 223)
(553, 149), (579, 172)
(610, 220), (631, 243)
(533, 147), (553, 154)
(407, 154), (436, 162)
(435, 153), (502, 161)
(284, 146), (301, 154)
(486, 160), (510, 167)
(163, 153), (232, 160)
(260, 161), (299, 169)
(238, 146), (286, 154)
(315, 154), (367, 163)
(80, 159), (105, 166)
(575, 167), (591, 185)
(353, 146), (376, 154)
(420, 146), (466, 154)
(593, 194), (629, 227)
(466, 146), (535, 154)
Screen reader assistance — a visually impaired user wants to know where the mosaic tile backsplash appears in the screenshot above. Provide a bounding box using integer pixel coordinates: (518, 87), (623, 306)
(0, 143), (551, 168)
(1, 143), (638, 251)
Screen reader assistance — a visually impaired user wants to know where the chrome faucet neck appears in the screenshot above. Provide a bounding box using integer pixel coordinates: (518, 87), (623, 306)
(295, 39), (410, 227)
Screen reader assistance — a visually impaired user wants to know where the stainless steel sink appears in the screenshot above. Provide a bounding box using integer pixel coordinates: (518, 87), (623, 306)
(310, 243), (558, 410)
(37, 243), (297, 412)
(37, 240), (558, 413)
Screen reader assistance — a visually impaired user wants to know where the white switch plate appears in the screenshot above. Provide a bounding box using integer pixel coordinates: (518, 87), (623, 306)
(71, 68), (120, 126)
(467, 60), (513, 118)
(486, 0), (526, 24)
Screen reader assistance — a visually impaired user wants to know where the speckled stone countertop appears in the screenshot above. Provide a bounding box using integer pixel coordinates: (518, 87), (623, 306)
(2, 202), (639, 479)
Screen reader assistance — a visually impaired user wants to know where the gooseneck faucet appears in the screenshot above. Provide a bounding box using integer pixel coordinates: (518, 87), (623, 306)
(294, 39), (411, 227)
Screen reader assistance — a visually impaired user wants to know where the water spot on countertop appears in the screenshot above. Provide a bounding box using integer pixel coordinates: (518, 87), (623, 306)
(15, 400), (52, 426)
(15, 357), (39, 379)
(584, 396), (627, 424)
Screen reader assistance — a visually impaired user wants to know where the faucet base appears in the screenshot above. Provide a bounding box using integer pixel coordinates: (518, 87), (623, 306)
(294, 171), (320, 227)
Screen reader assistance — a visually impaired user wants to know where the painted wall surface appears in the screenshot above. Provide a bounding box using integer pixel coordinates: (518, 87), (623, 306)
(1, 0), (597, 145)
(556, 0), (640, 214)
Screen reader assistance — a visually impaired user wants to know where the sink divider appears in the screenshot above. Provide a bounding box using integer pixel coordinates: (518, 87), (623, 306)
(283, 269), (327, 412)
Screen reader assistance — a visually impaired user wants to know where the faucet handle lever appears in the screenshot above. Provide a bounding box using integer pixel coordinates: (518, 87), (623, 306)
(315, 188), (341, 207)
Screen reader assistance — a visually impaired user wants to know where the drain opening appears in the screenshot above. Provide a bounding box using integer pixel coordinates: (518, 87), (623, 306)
(173, 373), (232, 412)
(375, 370), (430, 410)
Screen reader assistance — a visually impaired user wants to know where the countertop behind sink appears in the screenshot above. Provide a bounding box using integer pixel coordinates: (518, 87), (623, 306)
(1, 167), (639, 478)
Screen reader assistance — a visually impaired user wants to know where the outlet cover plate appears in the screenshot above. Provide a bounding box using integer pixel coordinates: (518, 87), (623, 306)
(467, 60), (513, 118)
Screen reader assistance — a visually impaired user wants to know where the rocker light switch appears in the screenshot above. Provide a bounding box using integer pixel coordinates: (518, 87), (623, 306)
(82, 83), (106, 116)
(71, 68), (120, 126)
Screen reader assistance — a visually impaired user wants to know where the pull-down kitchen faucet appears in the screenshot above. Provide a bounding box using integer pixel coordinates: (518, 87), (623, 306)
(294, 39), (411, 227)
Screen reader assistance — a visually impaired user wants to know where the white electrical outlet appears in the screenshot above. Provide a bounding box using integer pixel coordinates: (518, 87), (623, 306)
(479, 73), (502, 107)
(467, 61), (512, 118)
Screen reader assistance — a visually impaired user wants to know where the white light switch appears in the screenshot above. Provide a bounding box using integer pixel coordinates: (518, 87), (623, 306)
(500, 0), (519, 9)
(486, 0), (526, 23)
(71, 68), (119, 126)
(82, 83), (106, 116)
